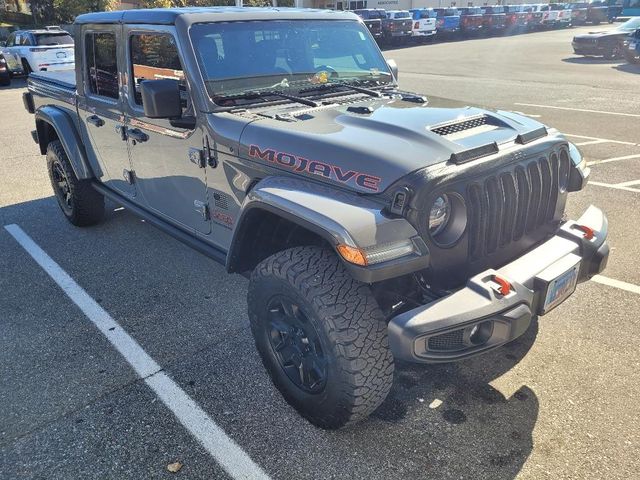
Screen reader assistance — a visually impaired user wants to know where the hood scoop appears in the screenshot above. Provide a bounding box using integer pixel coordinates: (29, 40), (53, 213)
(431, 114), (497, 138)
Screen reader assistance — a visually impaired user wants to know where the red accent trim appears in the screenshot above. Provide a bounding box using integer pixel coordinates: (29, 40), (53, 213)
(573, 224), (595, 240)
(492, 275), (512, 296)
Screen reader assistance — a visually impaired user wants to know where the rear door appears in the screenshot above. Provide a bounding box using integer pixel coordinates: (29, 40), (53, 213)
(122, 25), (210, 234)
(78, 25), (136, 197)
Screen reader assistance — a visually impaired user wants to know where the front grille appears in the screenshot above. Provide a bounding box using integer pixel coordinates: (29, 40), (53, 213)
(428, 329), (465, 352)
(466, 148), (570, 259)
(431, 115), (489, 136)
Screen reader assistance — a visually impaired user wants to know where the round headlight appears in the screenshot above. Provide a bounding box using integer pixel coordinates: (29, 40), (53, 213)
(428, 195), (451, 236)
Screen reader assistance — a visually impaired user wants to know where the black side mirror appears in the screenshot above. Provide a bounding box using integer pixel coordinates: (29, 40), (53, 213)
(140, 79), (182, 119)
(387, 59), (399, 80)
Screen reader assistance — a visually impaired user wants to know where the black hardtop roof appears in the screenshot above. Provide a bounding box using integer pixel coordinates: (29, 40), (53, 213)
(75, 7), (356, 25)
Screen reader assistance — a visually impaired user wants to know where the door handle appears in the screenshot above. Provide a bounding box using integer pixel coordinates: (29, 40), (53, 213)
(87, 115), (104, 127)
(127, 128), (148, 144)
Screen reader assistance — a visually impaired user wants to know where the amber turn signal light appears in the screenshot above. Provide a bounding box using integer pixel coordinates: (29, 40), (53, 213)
(337, 244), (368, 266)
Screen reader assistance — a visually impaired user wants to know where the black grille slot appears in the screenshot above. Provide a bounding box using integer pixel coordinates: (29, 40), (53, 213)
(428, 329), (465, 352)
(431, 115), (489, 136)
(466, 151), (564, 259)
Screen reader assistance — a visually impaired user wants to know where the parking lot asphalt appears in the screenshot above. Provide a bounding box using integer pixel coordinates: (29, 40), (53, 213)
(1, 24), (639, 480)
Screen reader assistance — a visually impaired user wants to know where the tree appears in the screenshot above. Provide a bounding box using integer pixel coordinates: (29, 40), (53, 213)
(48, 0), (119, 24)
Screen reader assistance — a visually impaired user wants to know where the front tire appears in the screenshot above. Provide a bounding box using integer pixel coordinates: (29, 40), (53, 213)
(248, 246), (394, 429)
(47, 140), (104, 226)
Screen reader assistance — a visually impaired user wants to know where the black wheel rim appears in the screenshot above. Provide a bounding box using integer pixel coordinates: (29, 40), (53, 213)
(266, 296), (327, 394)
(52, 161), (72, 213)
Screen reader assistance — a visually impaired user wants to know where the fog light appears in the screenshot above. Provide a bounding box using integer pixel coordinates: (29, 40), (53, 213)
(466, 321), (494, 346)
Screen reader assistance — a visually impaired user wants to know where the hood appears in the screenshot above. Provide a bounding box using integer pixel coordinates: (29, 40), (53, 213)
(576, 30), (628, 39)
(238, 96), (550, 194)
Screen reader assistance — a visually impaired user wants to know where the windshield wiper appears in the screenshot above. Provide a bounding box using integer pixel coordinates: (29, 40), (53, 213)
(299, 81), (384, 98)
(216, 89), (320, 108)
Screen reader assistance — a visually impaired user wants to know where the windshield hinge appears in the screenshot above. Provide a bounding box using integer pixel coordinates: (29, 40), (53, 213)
(204, 136), (218, 168)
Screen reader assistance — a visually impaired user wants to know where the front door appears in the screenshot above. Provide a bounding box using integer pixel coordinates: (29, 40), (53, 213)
(80, 26), (135, 197)
(123, 26), (210, 234)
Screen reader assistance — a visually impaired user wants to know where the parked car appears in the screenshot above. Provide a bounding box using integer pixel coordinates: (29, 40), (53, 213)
(433, 8), (462, 36)
(458, 7), (485, 36)
(550, 3), (574, 27)
(409, 8), (437, 41)
(572, 16), (640, 58)
(24, 7), (609, 429)
(353, 8), (385, 41)
(623, 27), (640, 63)
(0, 43), (24, 76)
(382, 10), (413, 44)
(0, 55), (11, 86)
(2, 27), (74, 74)
(523, 4), (546, 29)
(567, 2), (589, 24)
(481, 6), (508, 34)
(568, 1), (609, 24)
(538, 5), (562, 27)
(503, 5), (530, 33)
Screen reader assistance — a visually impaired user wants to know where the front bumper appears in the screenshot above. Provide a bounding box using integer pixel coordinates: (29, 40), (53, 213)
(388, 205), (609, 363)
(572, 42), (605, 55)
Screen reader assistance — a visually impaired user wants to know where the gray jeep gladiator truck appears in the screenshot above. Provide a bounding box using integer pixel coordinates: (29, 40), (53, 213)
(23, 7), (609, 429)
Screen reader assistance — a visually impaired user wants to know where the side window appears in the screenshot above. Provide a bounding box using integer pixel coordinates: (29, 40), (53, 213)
(14, 34), (22, 46)
(129, 33), (186, 111)
(85, 32), (119, 100)
(21, 34), (32, 46)
(6, 33), (15, 46)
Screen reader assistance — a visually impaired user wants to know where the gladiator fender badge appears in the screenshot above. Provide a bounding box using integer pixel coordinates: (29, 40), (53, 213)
(248, 145), (381, 192)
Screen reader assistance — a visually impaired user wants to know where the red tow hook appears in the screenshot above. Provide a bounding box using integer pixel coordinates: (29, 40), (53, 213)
(492, 275), (512, 296)
(572, 224), (595, 240)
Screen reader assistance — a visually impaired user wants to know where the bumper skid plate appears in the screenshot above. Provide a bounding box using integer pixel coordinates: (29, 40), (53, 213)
(388, 205), (609, 363)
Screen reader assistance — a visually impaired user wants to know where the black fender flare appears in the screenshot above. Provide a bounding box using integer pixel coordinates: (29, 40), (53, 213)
(35, 105), (94, 180)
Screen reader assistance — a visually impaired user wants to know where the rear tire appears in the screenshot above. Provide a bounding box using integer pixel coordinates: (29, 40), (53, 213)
(46, 140), (104, 226)
(248, 246), (394, 429)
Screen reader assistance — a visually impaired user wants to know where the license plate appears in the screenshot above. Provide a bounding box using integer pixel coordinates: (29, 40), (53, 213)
(541, 264), (579, 314)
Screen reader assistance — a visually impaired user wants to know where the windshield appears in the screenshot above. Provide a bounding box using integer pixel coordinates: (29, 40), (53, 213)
(190, 20), (392, 101)
(618, 17), (640, 31)
(35, 33), (73, 46)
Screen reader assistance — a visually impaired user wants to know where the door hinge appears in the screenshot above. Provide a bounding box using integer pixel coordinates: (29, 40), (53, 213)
(189, 147), (206, 168)
(123, 169), (135, 184)
(194, 200), (210, 220)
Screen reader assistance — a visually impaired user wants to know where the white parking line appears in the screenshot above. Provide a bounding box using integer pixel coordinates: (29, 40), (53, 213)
(564, 133), (639, 147)
(588, 181), (640, 193)
(615, 180), (640, 187)
(514, 103), (640, 118)
(592, 275), (640, 296)
(587, 153), (640, 166)
(3, 224), (270, 480)
(574, 140), (608, 147)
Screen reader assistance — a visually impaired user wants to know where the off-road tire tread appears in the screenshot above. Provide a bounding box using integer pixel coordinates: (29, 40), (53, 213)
(248, 246), (394, 429)
(47, 140), (104, 226)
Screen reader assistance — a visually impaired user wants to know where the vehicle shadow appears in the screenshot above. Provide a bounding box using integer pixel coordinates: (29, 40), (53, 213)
(612, 62), (640, 73)
(363, 319), (539, 479)
(562, 56), (623, 64)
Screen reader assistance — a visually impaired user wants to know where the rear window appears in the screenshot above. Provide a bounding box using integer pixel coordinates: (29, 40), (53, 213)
(35, 33), (73, 46)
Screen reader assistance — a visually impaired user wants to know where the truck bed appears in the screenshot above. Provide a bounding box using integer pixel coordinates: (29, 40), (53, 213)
(29, 70), (76, 91)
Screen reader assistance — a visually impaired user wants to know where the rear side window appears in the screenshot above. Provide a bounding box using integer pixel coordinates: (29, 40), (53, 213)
(129, 33), (185, 107)
(85, 32), (119, 100)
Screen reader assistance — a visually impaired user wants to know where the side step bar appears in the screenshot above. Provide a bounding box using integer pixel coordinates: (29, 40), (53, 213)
(92, 182), (227, 267)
